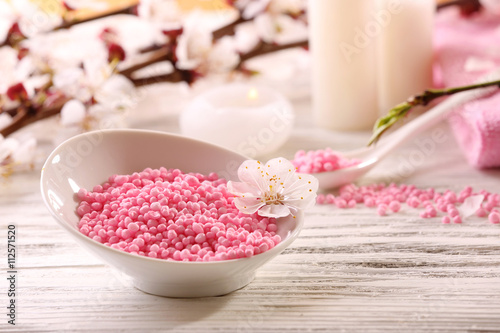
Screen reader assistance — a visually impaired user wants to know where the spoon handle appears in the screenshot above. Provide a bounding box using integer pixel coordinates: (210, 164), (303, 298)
(374, 68), (500, 160)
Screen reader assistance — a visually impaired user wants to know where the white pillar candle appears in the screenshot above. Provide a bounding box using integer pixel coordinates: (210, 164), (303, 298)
(180, 84), (294, 158)
(376, 0), (434, 114)
(309, 0), (379, 131)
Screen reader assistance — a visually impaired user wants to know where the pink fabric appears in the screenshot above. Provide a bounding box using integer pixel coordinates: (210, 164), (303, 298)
(435, 8), (500, 168)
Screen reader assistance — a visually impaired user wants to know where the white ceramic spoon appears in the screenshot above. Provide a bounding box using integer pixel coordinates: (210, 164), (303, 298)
(314, 69), (500, 190)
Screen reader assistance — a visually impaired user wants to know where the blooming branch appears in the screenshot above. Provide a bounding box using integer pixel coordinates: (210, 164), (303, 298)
(368, 79), (500, 145)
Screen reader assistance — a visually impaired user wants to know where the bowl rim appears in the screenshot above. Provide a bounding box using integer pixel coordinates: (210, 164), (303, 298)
(40, 128), (304, 266)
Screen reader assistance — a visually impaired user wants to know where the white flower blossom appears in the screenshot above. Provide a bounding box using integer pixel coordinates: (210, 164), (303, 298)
(240, 0), (271, 20)
(137, 0), (183, 30)
(0, 114), (13, 131)
(60, 99), (86, 126)
(175, 12), (214, 71)
(231, 0), (308, 46)
(0, 46), (48, 100)
(254, 12), (308, 45)
(227, 157), (318, 218)
(0, 0), (62, 41)
(0, 47), (21, 94)
(233, 0), (307, 19)
(54, 60), (136, 130)
(206, 37), (240, 74)
(176, 13), (240, 75)
(0, 134), (36, 176)
(233, 22), (261, 54)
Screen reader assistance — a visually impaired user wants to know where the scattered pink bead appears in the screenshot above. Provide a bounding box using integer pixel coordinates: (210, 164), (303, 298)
(314, 183), (498, 225)
(448, 208), (460, 218)
(476, 207), (487, 217)
(376, 204), (387, 216)
(419, 211), (429, 219)
(426, 206), (437, 218)
(316, 194), (325, 205)
(326, 194), (335, 204)
(335, 198), (347, 209)
(77, 168), (281, 262)
(388, 201), (401, 213)
(488, 212), (500, 224)
(364, 197), (376, 207)
(291, 148), (361, 174)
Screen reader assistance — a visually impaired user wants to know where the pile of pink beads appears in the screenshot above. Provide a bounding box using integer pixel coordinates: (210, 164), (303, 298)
(76, 168), (281, 262)
(292, 148), (361, 174)
(316, 183), (500, 224)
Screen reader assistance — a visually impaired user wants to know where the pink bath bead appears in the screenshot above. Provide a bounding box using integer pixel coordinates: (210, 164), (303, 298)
(437, 204), (448, 213)
(316, 194), (326, 205)
(419, 211), (429, 219)
(488, 212), (500, 224)
(407, 197), (420, 208)
(127, 222), (139, 233)
(484, 202), (495, 212)
(347, 199), (356, 208)
(426, 207), (437, 218)
(448, 208), (460, 218)
(364, 197), (376, 207)
(324, 183), (500, 224)
(441, 216), (451, 224)
(291, 148), (360, 174)
(388, 201), (401, 213)
(444, 192), (457, 203)
(376, 205), (387, 216)
(326, 194), (335, 204)
(77, 168), (281, 262)
(452, 216), (462, 224)
(476, 207), (488, 217)
(335, 199), (347, 209)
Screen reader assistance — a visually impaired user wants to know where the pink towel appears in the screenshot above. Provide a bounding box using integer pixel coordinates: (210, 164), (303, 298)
(435, 8), (500, 168)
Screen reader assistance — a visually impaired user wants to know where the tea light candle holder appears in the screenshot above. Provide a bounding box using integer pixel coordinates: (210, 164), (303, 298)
(180, 84), (294, 158)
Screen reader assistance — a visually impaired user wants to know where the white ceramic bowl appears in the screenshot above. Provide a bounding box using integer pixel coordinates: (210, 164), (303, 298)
(40, 129), (303, 297)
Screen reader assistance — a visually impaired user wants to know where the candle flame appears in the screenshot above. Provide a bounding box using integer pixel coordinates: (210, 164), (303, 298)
(247, 88), (258, 101)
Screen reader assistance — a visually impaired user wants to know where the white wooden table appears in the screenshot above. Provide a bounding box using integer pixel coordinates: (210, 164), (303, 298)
(2, 91), (500, 333)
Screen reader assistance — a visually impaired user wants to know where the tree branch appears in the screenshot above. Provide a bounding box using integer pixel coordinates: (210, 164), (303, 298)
(212, 16), (250, 40)
(368, 79), (500, 146)
(131, 70), (187, 87)
(120, 47), (173, 78)
(54, 4), (137, 31)
(0, 99), (69, 137)
(238, 40), (308, 66)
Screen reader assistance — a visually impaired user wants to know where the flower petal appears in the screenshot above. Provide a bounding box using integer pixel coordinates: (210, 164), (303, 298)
(0, 137), (19, 162)
(94, 74), (136, 109)
(60, 99), (86, 126)
(0, 114), (13, 131)
(257, 204), (291, 218)
(233, 196), (265, 215)
(283, 173), (319, 198)
(242, 0), (270, 19)
(237, 159), (269, 193)
(260, 157), (298, 193)
(11, 136), (36, 165)
(227, 180), (260, 197)
(458, 195), (485, 218)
